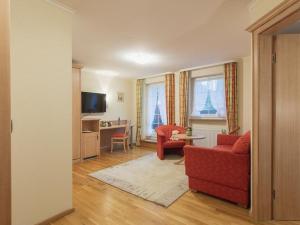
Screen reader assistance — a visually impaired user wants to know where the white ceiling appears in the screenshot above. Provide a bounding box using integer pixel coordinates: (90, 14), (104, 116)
(57, 0), (252, 78)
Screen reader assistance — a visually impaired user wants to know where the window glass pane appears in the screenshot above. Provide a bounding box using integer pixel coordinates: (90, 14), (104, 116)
(192, 76), (226, 118)
(145, 82), (166, 139)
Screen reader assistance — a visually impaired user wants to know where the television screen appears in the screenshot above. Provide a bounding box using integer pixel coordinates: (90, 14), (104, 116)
(81, 92), (106, 113)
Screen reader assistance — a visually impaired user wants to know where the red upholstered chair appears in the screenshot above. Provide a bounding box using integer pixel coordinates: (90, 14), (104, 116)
(111, 123), (130, 152)
(156, 125), (186, 160)
(184, 131), (251, 207)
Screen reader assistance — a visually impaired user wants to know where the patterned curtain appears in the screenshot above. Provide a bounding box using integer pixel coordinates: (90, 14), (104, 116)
(165, 73), (175, 125)
(224, 62), (238, 134)
(179, 71), (189, 127)
(136, 79), (144, 146)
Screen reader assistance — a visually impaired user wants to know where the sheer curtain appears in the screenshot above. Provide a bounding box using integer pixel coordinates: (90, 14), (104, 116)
(192, 76), (226, 118)
(145, 82), (166, 139)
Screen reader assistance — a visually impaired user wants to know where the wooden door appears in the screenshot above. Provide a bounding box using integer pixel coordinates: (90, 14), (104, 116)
(273, 34), (300, 220)
(72, 67), (81, 160)
(81, 133), (99, 159)
(0, 0), (11, 224)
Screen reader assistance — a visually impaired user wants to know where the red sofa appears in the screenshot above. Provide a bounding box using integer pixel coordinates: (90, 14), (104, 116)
(184, 131), (251, 207)
(156, 125), (186, 160)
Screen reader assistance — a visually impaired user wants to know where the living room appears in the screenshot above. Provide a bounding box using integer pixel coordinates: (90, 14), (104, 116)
(1, 0), (300, 225)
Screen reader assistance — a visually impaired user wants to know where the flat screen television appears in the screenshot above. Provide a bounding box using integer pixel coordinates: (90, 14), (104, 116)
(81, 92), (106, 113)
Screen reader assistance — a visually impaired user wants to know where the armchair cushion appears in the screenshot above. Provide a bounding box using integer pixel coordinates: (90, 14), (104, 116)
(112, 133), (127, 138)
(232, 131), (250, 154)
(163, 140), (186, 149)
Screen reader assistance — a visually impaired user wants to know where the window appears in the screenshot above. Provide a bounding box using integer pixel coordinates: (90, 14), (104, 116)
(144, 82), (167, 140)
(191, 75), (226, 119)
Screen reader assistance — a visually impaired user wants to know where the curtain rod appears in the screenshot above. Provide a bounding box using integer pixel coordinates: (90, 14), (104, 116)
(137, 59), (236, 79)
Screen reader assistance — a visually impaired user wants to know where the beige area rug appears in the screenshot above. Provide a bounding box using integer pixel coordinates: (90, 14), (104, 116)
(89, 153), (188, 207)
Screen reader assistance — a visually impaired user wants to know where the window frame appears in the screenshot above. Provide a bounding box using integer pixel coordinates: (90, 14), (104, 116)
(189, 74), (227, 121)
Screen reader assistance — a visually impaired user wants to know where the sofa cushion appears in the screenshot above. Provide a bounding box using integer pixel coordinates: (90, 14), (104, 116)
(163, 140), (186, 149)
(232, 131), (250, 154)
(213, 145), (233, 152)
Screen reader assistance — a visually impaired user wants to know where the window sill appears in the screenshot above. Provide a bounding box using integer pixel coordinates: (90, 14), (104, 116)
(189, 116), (227, 121)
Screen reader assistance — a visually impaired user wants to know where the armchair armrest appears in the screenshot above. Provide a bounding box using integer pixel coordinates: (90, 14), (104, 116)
(184, 145), (250, 191)
(217, 134), (240, 145)
(156, 129), (166, 137)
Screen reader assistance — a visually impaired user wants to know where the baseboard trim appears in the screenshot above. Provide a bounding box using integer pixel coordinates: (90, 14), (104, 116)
(35, 208), (75, 225)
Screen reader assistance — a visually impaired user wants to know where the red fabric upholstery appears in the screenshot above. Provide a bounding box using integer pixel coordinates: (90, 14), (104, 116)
(188, 177), (248, 207)
(213, 145), (233, 152)
(156, 125), (186, 160)
(217, 134), (240, 145)
(232, 131), (251, 154)
(112, 133), (127, 138)
(163, 140), (186, 149)
(184, 132), (251, 207)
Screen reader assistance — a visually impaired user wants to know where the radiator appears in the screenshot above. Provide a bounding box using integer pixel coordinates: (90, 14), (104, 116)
(192, 127), (223, 148)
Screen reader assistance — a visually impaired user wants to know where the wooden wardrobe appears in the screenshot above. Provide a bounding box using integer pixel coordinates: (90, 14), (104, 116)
(0, 0), (11, 224)
(72, 64), (83, 161)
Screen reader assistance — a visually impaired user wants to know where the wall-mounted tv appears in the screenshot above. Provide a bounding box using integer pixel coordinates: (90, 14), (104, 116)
(81, 92), (106, 113)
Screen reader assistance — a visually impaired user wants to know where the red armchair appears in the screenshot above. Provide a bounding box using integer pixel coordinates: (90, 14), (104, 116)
(156, 125), (186, 160)
(184, 131), (251, 207)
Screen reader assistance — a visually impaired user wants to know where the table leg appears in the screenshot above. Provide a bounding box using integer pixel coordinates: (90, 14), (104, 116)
(174, 139), (193, 165)
(174, 157), (185, 165)
(130, 126), (133, 149)
(186, 139), (193, 145)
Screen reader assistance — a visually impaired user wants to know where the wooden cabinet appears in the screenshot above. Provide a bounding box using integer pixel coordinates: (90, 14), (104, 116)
(72, 64), (82, 161)
(81, 132), (99, 159)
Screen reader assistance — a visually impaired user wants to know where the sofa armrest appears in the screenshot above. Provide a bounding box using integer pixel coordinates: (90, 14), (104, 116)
(217, 134), (240, 145)
(184, 145), (250, 191)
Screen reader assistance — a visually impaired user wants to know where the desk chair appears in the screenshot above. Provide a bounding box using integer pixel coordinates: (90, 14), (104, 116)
(111, 122), (130, 152)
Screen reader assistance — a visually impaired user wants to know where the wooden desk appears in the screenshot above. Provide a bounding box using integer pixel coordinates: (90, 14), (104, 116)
(80, 118), (134, 160)
(99, 124), (134, 149)
(99, 124), (126, 130)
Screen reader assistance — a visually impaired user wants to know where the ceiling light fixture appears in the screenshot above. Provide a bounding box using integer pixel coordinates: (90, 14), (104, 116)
(122, 51), (160, 65)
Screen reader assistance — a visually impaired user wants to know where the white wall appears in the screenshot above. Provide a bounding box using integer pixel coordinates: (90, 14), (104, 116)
(238, 56), (252, 133)
(10, 1), (72, 225)
(81, 70), (135, 123)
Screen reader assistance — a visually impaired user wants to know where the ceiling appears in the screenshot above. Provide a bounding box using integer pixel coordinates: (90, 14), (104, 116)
(57, 0), (252, 78)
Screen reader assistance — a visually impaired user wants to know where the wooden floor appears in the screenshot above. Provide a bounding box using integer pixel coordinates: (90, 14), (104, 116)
(53, 147), (300, 225)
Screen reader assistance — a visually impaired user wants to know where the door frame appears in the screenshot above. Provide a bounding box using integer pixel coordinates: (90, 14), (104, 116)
(0, 0), (11, 224)
(247, 0), (300, 221)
